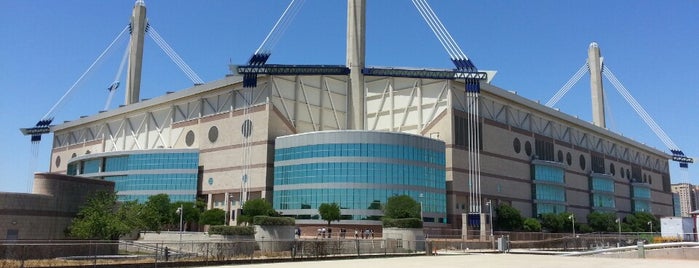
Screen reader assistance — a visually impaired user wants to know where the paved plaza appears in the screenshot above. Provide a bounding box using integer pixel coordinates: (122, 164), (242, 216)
(206, 254), (698, 268)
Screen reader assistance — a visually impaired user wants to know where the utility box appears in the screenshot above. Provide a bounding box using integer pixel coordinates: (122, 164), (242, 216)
(660, 217), (695, 241)
(497, 236), (509, 252)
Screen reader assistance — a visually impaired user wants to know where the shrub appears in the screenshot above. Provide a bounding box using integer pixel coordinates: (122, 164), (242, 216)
(382, 218), (422, 228)
(523, 218), (541, 232)
(208, 225), (255, 236)
(252, 216), (295, 226)
(200, 208), (226, 225)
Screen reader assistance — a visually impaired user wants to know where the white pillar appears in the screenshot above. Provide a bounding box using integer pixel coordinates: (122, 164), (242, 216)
(125, 1), (147, 105)
(588, 42), (606, 128)
(347, 0), (366, 130)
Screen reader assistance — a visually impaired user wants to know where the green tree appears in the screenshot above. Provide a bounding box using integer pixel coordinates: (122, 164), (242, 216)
(383, 195), (420, 219)
(68, 191), (143, 240)
(318, 203), (341, 226)
(172, 201), (200, 231)
(624, 212), (658, 232)
(523, 218), (541, 232)
(579, 224), (593, 233)
(239, 198), (277, 225)
(540, 212), (574, 233)
(142, 194), (172, 231)
(494, 203), (523, 231)
(587, 211), (617, 232)
(200, 208), (226, 225)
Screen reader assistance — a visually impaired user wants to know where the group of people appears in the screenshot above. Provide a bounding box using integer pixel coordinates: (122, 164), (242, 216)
(354, 228), (374, 239)
(313, 227), (374, 239)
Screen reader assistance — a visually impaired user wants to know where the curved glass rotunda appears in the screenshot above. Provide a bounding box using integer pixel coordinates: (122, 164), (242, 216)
(273, 131), (446, 224)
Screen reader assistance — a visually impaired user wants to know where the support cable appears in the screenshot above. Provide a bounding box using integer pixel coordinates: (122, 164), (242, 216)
(43, 25), (130, 120)
(412, 0), (457, 59)
(104, 39), (131, 110)
(147, 26), (204, 84)
(602, 65), (679, 150)
(148, 27), (203, 84)
(255, 0), (306, 54)
(415, 0), (467, 59)
(546, 61), (589, 107)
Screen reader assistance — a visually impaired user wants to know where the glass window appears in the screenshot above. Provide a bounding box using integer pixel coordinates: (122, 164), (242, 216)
(533, 165), (565, 183)
(591, 177), (614, 192)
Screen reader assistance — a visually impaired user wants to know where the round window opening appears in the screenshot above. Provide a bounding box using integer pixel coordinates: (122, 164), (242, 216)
(579, 155), (586, 170)
(524, 141), (532, 156)
(241, 120), (253, 138)
(71, 153), (77, 158)
(55, 156), (61, 168)
(185, 130), (195, 147)
(610, 163), (616, 176)
(557, 150), (564, 162)
(513, 138), (521, 154)
(208, 126), (219, 143)
(566, 152), (572, 166)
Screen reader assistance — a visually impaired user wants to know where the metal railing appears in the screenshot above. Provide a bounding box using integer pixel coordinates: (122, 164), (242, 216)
(0, 238), (429, 267)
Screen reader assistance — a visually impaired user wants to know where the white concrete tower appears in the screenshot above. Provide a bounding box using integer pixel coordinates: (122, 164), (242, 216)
(125, 0), (147, 105)
(347, 0), (366, 130)
(588, 42), (606, 128)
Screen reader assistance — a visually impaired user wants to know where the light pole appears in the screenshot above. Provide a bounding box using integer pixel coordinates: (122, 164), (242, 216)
(176, 204), (183, 245)
(486, 200), (493, 238)
(615, 217), (621, 247)
(647, 221), (653, 234)
(568, 214), (575, 238)
(418, 193), (424, 223)
(227, 193), (234, 226)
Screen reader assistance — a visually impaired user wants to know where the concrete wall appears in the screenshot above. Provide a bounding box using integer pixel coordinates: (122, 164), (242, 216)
(597, 247), (699, 260)
(382, 228), (425, 251)
(254, 225), (295, 252)
(0, 173), (114, 240)
(660, 217), (695, 241)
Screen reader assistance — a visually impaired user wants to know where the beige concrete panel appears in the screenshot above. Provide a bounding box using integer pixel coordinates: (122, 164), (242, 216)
(481, 125), (519, 160)
(566, 189), (590, 207)
(423, 109), (451, 145)
(0, 215), (72, 240)
(565, 172), (589, 191)
(268, 106), (296, 139)
(493, 179), (532, 201)
(480, 155), (530, 181)
(615, 196), (632, 213)
(510, 201), (533, 218)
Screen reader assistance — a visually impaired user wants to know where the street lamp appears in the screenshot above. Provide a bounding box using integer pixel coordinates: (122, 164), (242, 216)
(615, 217), (621, 246)
(486, 200), (493, 238)
(226, 193), (234, 226)
(176, 204), (183, 245)
(647, 221), (653, 234)
(568, 214), (575, 238)
(418, 193), (424, 223)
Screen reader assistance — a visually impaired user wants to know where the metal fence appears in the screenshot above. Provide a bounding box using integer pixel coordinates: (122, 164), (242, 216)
(0, 238), (428, 267)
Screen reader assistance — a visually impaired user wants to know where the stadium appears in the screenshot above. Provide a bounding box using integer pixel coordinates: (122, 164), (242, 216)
(36, 0), (679, 230)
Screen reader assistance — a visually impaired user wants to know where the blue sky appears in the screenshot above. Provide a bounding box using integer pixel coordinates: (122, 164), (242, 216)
(1, 1), (697, 193)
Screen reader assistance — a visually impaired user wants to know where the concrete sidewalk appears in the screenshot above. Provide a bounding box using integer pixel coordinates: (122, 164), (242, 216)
(203, 254), (698, 268)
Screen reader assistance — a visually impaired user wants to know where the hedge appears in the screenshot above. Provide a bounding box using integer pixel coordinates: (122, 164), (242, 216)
(252, 216), (296, 226)
(382, 218), (423, 228)
(208, 225), (255, 236)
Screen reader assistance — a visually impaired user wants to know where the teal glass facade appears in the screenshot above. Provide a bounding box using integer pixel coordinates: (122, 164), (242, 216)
(273, 131), (446, 224)
(632, 183), (652, 213)
(66, 149), (199, 203)
(590, 174), (615, 210)
(531, 161), (566, 216)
